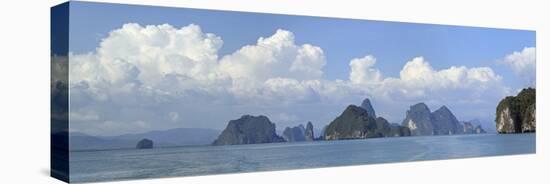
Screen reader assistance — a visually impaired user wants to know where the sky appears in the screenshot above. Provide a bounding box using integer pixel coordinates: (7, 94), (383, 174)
(65, 1), (536, 136)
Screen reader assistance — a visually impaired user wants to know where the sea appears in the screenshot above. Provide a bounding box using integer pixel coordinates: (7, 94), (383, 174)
(70, 133), (535, 183)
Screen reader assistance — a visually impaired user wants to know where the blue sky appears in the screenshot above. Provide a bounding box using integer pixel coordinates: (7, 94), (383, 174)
(66, 1), (536, 136)
(69, 2), (534, 84)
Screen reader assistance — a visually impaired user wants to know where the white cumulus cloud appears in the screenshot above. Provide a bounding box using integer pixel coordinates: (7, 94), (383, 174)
(67, 23), (514, 136)
(503, 47), (536, 87)
(70, 23), (226, 92)
(68, 24), (330, 135)
(349, 55), (382, 85)
(397, 57), (501, 90)
(219, 29), (326, 82)
(346, 55), (508, 116)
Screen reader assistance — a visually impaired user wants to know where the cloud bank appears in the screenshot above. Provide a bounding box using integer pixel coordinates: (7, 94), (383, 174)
(502, 47), (536, 87)
(68, 23), (521, 136)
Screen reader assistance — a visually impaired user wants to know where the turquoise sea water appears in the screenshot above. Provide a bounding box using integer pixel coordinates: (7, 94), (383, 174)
(70, 133), (535, 183)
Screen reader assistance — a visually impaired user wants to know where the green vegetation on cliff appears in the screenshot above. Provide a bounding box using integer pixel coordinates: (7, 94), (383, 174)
(496, 88), (536, 133)
(324, 105), (410, 140)
(213, 115), (285, 145)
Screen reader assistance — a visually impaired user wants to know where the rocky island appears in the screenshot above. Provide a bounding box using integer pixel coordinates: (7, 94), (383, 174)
(402, 103), (485, 136)
(496, 88), (536, 133)
(323, 99), (411, 140)
(282, 124), (306, 142)
(212, 97), (489, 146)
(462, 121), (475, 134)
(475, 125), (487, 134)
(402, 103), (435, 136)
(360, 98), (377, 119)
(305, 122), (315, 141)
(281, 121), (316, 142)
(212, 115), (285, 145)
(136, 139), (153, 149)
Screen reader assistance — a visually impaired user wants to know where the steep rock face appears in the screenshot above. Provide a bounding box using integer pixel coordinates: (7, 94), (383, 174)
(379, 118), (411, 137)
(402, 103), (472, 136)
(461, 120), (486, 134)
(474, 125), (486, 134)
(467, 119), (496, 133)
(324, 105), (410, 140)
(305, 122), (315, 141)
(282, 124), (306, 142)
(212, 115), (285, 145)
(431, 106), (462, 135)
(136, 139), (153, 149)
(496, 88), (536, 133)
(324, 105), (378, 140)
(317, 125), (328, 140)
(360, 98), (377, 119)
(522, 104), (536, 132)
(462, 122), (474, 134)
(520, 88), (535, 133)
(389, 124), (411, 137)
(496, 106), (516, 133)
(401, 103), (434, 136)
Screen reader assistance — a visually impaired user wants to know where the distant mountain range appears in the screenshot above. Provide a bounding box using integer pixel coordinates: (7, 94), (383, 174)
(70, 128), (220, 151)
